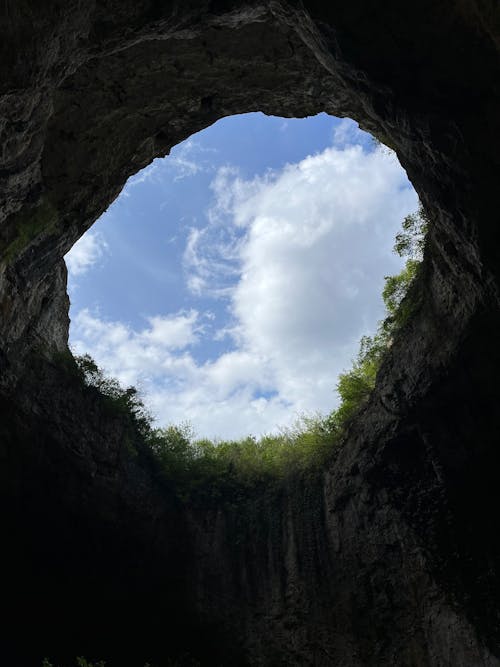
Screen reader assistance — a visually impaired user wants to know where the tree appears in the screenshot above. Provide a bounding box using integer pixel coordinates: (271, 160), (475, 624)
(330, 203), (428, 426)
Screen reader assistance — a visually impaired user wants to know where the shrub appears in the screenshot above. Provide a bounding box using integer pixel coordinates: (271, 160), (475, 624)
(75, 353), (152, 437)
(328, 203), (428, 424)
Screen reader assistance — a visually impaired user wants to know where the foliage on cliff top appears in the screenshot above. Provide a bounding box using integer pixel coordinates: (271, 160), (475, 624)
(71, 205), (427, 500)
(332, 204), (427, 424)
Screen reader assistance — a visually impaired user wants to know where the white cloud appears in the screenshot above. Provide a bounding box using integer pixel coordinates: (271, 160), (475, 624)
(125, 161), (160, 190)
(65, 231), (108, 276)
(169, 139), (214, 181)
(122, 139), (217, 196)
(332, 118), (368, 148)
(143, 311), (201, 348)
(183, 224), (241, 297)
(71, 309), (201, 388)
(71, 141), (418, 440)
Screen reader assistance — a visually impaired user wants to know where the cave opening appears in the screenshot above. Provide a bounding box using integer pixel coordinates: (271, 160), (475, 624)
(2, 2), (499, 665)
(64, 111), (418, 442)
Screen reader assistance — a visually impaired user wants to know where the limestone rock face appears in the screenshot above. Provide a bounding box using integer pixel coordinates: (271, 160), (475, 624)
(1, 2), (500, 665)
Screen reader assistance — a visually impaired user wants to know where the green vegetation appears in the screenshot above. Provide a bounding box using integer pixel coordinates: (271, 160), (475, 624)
(73, 354), (336, 498)
(332, 203), (428, 423)
(71, 205), (427, 499)
(72, 353), (151, 437)
(2, 197), (58, 264)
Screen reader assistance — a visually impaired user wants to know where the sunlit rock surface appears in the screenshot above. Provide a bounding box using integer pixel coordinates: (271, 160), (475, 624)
(1, 2), (499, 665)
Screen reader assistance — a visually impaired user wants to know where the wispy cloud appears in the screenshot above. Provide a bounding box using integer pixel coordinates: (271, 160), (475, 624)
(169, 139), (216, 181)
(333, 118), (369, 148)
(71, 308), (289, 438)
(65, 231), (108, 277)
(122, 139), (217, 196)
(183, 224), (241, 297)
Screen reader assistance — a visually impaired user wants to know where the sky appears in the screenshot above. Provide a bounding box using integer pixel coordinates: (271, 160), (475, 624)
(65, 112), (418, 440)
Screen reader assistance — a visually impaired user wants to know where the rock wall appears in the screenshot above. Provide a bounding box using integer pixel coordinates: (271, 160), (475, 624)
(1, 1), (500, 665)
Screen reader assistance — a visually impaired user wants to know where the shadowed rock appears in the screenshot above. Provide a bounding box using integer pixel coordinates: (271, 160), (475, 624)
(1, 2), (499, 665)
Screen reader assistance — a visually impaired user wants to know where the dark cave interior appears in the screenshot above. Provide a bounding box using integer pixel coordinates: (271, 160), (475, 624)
(1, 2), (500, 665)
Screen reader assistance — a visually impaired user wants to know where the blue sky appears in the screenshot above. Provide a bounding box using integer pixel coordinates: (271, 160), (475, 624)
(66, 113), (417, 439)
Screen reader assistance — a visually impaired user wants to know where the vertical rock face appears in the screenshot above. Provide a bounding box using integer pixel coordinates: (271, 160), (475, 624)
(1, 1), (500, 665)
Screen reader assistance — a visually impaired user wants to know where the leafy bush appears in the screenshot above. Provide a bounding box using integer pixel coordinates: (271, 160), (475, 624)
(75, 353), (152, 437)
(145, 413), (339, 500)
(393, 204), (427, 260)
(332, 203), (428, 423)
(72, 353), (339, 496)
